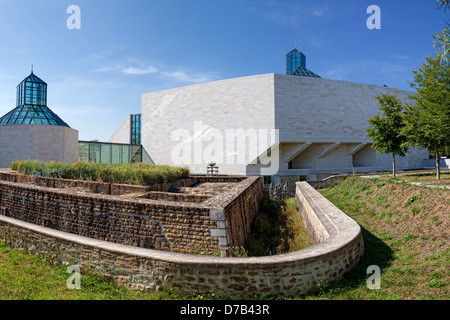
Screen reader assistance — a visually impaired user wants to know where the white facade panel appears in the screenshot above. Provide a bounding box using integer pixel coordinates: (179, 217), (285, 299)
(141, 74), (276, 175)
(274, 74), (413, 143)
(0, 125), (79, 168)
(136, 73), (428, 178)
(108, 115), (131, 144)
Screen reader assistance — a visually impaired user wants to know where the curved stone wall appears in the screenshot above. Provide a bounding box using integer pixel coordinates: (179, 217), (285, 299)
(0, 171), (262, 255)
(0, 181), (364, 297)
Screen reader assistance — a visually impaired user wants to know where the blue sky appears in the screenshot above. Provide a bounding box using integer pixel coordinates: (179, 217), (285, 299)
(0, 0), (448, 141)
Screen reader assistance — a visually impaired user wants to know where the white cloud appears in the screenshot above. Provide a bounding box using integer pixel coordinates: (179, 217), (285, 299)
(263, 9), (301, 27)
(161, 70), (221, 84)
(313, 6), (327, 17)
(52, 76), (121, 89)
(121, 66), (158, 75)
(257, 2), (328, 27)
(391, 54), (409, 60)
(86, 53), (221, 84)
(324, 58), (413, 89)
(52, 105), (117, 116)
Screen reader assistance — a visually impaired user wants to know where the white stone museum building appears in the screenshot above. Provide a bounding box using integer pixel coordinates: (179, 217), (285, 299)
(110, 48), (428, 182)
(0, 48), (428, 182)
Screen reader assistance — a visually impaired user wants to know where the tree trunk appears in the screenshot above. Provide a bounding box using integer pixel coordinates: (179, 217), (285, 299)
(392, 154), (396, 178)
(436, 146), (441, 180)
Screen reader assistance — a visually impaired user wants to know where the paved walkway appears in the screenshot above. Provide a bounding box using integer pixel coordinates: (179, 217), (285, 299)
(359, 175), (450, 190)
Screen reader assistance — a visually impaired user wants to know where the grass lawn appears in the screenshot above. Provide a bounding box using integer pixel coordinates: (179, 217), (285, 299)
(311, 176), (449, 300)
(0, 241), (166, 300)
(376, 171), (450, 187)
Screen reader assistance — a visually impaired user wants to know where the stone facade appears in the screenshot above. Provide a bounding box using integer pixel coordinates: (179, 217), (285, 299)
(0, 170), (261, 254)
(273, 74), (428, 178)
(127, 73), (429, 183)
(0, 124), (78, 168)
(0, 180), (364, 297)
(140, 74), (276, 175)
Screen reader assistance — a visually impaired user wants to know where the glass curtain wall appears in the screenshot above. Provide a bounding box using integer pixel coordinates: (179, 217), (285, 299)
(286, 49), (306, 75)
(131, 114), (142, 145)
(78, 141), (153, 164)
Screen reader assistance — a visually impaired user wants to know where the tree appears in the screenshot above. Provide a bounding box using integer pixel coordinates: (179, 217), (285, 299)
(367, 92), (409, 177)
(403, 55), (450, 180)
(433, 27), (450, 65)
(444, 145), (450, 157)
(435, 0), (450, 12)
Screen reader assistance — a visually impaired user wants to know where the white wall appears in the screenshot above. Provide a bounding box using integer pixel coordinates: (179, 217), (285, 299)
(137, 73), (428, 177)
(108, 115), (131, 144)
(141, 74), (276, 174)
(0, 125), (79, 168)
(273, 74), (428, 174)
(274, 74), (413, 143)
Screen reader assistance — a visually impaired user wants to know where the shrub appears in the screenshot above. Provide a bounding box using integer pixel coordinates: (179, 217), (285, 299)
(410, 206), (421, 215)
(426, 279), (444, 288)
(405, 195), (420, 207)
(241, 197), (312, 257)
(10, 161), (190, 186)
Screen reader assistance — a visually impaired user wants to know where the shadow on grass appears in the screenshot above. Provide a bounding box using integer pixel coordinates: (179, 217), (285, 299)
(304, 226), (394, 298)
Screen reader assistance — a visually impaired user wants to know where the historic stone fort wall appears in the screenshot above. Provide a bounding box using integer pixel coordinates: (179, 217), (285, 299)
(0, 175), (364, 297)
(0, 170), (262, 254)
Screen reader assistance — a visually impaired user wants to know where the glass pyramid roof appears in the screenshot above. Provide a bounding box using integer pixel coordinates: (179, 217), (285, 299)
(0, 105), (69, 126)
(291, 66), (321, 78)
(0, 71), (70, 127)
(286, 47), (321, 78)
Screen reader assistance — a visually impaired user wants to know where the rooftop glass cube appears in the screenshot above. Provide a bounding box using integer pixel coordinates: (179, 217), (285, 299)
(0, 71), (70, 127)
(286, 48), (321, 78)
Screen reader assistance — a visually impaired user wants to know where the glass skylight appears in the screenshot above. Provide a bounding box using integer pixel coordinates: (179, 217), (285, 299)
(0, 72), (70, 127)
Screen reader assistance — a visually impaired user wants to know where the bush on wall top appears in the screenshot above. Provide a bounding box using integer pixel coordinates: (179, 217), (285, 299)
(10, 160), (190, 186)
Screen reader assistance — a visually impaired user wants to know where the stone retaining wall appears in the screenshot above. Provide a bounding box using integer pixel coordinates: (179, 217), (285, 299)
(0, 180), (364, 297)
(303, 175), (351, 189)
(0, 171), (261, 254)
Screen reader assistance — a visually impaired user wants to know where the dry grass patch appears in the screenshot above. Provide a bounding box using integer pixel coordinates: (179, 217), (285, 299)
(316, 176), (449, 299)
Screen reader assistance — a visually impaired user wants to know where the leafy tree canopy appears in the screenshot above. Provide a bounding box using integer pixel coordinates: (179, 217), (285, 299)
(367, 92), (408, 157)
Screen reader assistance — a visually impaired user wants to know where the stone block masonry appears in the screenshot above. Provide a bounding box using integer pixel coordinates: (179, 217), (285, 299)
(0, 179), (364, 297)
(0, 125), (78, 169)
(0, 170), (262, 254)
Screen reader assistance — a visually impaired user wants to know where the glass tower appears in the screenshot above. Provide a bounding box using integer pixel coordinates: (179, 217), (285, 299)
(130, 114), (142, 145)
(286, 48), (306, 75)
(286, 48), (321, 78)
(0, 71), (70, 127)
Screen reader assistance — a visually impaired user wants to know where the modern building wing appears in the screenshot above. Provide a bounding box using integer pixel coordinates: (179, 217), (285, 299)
(135, 73), (427, 181)
(78, 140), (152, 164)
(78, 113), (147, 164)
(77, 114), (152, 165)
(0, 71), (69, 127)
(107, 47), (428, 184)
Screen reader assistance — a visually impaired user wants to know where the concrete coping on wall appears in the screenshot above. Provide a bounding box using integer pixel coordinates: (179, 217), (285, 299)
(0, 181), (363, 267)
(0, 169), (252, 209)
